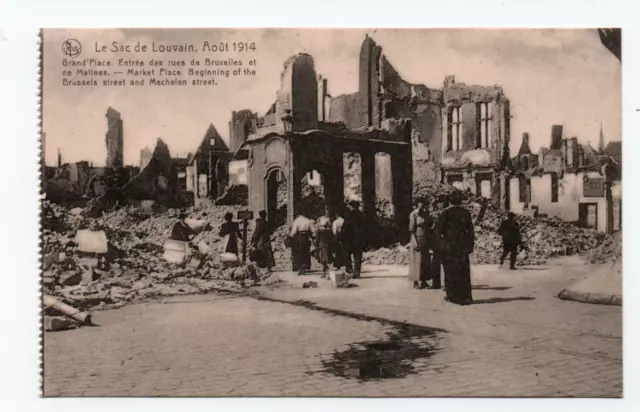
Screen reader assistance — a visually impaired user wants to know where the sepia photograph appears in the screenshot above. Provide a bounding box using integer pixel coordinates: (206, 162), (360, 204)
(40, 28), (622, 397)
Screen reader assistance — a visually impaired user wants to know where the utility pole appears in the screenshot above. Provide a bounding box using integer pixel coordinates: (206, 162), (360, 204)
(208, 148), (212, 199)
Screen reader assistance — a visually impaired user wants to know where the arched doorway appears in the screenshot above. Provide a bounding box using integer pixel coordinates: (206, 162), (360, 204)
(265, 167), (288, 229)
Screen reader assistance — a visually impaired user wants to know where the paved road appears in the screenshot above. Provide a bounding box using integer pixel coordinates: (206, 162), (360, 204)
(43, 259), (622, 397)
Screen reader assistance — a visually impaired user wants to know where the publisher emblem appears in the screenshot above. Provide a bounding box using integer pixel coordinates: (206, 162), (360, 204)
(62, 39), (82, 58)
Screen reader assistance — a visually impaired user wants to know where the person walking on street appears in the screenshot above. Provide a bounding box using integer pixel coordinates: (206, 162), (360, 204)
(315, 210), (334, 278)
(408, 199), (432, 289)
(251, 210), (275, 271)
(435, 192), (475, 305)
(497, 212), (521, 270)
(220, 212), (243, 257)
(290, 213), (314, 276)
(342, 201), (367, 278)
(331, 208), (346, 270)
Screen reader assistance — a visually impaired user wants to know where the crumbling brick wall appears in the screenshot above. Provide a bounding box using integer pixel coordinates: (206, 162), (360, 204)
(276, 54), (318, 133)
(105, 107), (123, 168)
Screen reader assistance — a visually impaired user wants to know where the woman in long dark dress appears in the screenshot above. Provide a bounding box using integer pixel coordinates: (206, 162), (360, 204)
(220, 212), (243, 256)
(435, 193), (474, 305)
(251, 210), (275, 269)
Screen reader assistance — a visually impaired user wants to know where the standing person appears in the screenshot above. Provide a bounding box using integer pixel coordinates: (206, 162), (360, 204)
(314, 209), (334, 278)
(331, 208), (346, 270)
(497, 212), (521, 270)
(290, 213), (314, 276)
(342, 201), (367, 278)
(408, 200), (431, 289)
(220, 212), (243, 257)
(251, 210), (275, 271)
(435, 192), (475, 305)
(427, 201), (442, 290)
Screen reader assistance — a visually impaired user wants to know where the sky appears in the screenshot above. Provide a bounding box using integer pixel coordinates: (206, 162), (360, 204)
(42, 28), (621, 167)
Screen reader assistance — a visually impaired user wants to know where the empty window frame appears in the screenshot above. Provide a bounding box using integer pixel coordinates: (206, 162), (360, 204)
(476, 102), (492, 149)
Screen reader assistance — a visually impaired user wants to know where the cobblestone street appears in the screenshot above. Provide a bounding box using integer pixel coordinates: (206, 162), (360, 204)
(43, 258), (622, 397)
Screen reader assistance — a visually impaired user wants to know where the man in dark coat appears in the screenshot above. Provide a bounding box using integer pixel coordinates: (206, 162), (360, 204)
(171, 213), (194, 242)
(342, 201), (368, 278)
(497, 212), (522, 270)
(435, 192), (475, 305)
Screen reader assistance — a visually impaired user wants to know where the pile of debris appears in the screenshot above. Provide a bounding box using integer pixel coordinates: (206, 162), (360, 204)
(41, 200), (281, 320)
(216, 184), (249, 206)
(587, 230), (622, 264)
(364, 182), (620, 266)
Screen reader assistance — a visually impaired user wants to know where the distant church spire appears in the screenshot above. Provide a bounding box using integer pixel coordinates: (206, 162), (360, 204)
(598, 123), (605, 154)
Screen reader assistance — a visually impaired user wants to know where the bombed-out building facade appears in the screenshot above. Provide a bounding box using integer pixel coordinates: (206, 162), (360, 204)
(224, 35), (514, 242)
(43, 106), (215, 210)
(509, 125), (621, 233)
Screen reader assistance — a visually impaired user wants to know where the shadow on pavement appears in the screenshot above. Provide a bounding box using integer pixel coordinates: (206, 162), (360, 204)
(472, 284), (512, 291)
(473, 296), (536, 304)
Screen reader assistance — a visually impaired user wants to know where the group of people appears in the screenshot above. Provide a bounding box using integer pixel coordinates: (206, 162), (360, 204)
(408, 193), (525, 306)
(220, 210), (277, 271)
(171, 192), (524, 307)
(287, 200), (367, 278)
(408, 192), (475, 305)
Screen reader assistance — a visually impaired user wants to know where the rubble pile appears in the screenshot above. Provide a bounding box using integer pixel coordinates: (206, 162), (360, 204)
(587, 230), (622, 264)
(216, 184), (249, 206)
(271, 224), (292, 269)
(41, 200), (280, 315)
(364, 181), (620, 266)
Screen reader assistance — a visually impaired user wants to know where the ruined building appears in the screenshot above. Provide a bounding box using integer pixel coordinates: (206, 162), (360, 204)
(509, 125), (621, 233)
(438, 75), (511, 206)
(185, 123), (232, 205)
(139, 147), (153, 170)
(228, 35), (515, 241)
(105, 107), (124, 168)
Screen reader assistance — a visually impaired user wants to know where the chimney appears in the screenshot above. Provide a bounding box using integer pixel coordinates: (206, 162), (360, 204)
(57, 148), (62, 167)
(551, 125), (563, 150)
(566, 138), (575, 168)
(522, 133), (529, 146)
(577, 144), (585, 167)
(317, 75), (328, 122)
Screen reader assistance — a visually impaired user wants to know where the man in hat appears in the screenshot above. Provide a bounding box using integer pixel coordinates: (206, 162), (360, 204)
(342, 200), (368, 278)
(435, 191), (475, 305)
(497, 212), (522, 270)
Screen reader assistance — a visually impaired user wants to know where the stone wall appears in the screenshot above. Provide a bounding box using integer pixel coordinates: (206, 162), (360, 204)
(277, 54), (318, 132)
(440, 77), (509, 169)
(105, 107), (123, 168)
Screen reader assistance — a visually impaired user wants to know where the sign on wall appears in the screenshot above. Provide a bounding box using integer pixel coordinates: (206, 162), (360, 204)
(583, 178), (605, 198)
